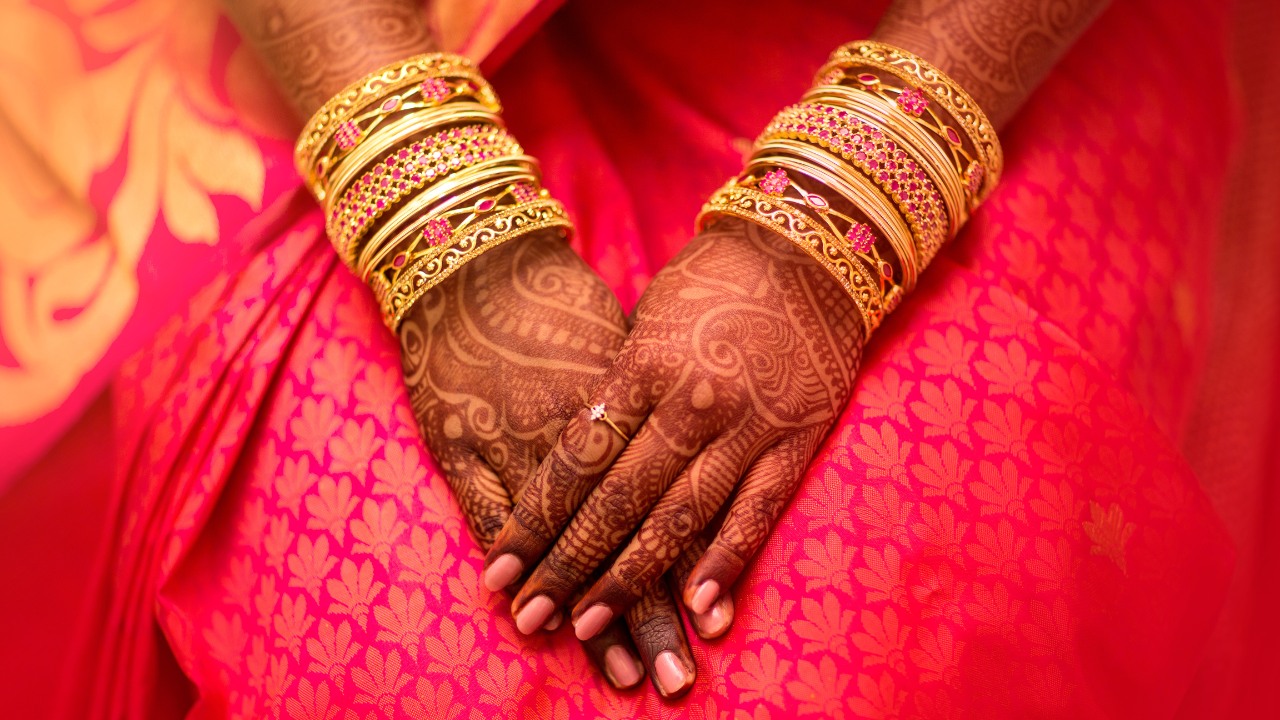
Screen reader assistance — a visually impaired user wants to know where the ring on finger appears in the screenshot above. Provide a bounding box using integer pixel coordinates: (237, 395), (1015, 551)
(588, 403), (630, 442)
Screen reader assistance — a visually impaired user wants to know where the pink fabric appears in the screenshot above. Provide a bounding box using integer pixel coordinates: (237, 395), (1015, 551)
(59, 0), (1244, 717)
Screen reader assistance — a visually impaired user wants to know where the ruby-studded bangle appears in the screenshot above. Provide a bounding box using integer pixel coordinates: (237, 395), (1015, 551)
(817, 41), (1002, 204)
(327, 124), (522, 257)
(758, 103), (949, 258)
(294, 53), (498, 182)
(311, 76), (499, 188)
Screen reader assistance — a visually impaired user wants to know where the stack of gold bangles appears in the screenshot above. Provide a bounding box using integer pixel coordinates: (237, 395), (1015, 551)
(697, 40), (1003, 337)
(295, 53), (573, 330)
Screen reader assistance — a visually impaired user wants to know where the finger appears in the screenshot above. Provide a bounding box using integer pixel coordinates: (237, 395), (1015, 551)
(669, 536), (734, 640)
(682, 430), (819, 613)
(579, 618), (646, 690)
(482, 362), (649, 593)
(627, 576), (696, 699)
(437, 448), (513, 550)
(571, 438), (757, 639)
(509, 419), (700, 634)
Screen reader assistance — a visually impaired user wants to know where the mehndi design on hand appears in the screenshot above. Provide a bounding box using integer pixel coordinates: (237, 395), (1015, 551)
(485, 218), (864, 648)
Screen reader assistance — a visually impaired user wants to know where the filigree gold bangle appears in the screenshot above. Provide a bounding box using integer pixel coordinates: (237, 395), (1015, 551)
(818, 40), (1002, 204)
(756, 103), (954, 267)
(356, 163), (540, 279)
(791, 89), (965, 233)
(295, 53), (499, 189)
(321, 103), (503, 206)
(697, 181), (890, 335)
(327, 125), (522, 260)
(376, 196), (573, 330)
(306, 79), (498, 199)
(746, 150), (916, 290)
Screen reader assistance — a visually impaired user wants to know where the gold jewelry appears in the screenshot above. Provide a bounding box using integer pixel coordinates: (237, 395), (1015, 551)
(377, 196), (573, 330)
(791, 89), (965, 232)
(321, 103), (504, 206)
(588, 404), (630, 441)
(357, 163), (540, 280)
(756, 102), (954, 267)
(306, 79), (499, 199)
(697, 180), (889, 334)
(327, 125), (523, 260)
(746, 148), (915, 290)
(818, 40), (1002, 204)
(364, 174), (541, 284)
(295, 53), (499, 190)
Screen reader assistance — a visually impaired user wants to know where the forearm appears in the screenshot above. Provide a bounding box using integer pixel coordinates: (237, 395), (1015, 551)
(220, 0), (437, 118)
(872, 0), (1112, 128)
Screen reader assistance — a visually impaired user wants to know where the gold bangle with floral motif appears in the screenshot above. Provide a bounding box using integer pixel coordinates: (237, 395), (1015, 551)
(818, 40), (1002, 204)
(697, 180), (889, 335)
(295, 53), (499, 189)
(378, 196), (574, 330)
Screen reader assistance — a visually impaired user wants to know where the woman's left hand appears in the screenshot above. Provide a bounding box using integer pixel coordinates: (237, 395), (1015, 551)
(483, 217), (866, 675)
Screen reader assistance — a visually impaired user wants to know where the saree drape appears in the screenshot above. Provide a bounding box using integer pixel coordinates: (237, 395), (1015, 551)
(3, 0), (1274, 717)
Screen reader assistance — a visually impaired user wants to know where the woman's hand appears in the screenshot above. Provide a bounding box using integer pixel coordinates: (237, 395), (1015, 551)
(399, 227), (705, 691)
(483, 218), (865, 671)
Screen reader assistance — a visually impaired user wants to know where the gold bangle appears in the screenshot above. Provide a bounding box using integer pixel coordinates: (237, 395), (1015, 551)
(756, 101), (956, 267)
(378, 196), (574, 330)
(738, 162), (894, 304)
(306, 78), (499, 198)
(358, 166), (539, 281)
(746, 148), (916, 290)
(818, 40), (1001, 204)
(371, 180), (546, 289)
(809, 76), (977, 215)
(295, 53), (499, 188)
(792, 89), (966, 233)
(322, 104), (503, 207)
(327, 125), (523, 261)
(697, 181), (888, 335)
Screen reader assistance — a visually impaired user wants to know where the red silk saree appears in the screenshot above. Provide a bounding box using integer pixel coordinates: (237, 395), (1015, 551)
(3, 0), (1279, 718)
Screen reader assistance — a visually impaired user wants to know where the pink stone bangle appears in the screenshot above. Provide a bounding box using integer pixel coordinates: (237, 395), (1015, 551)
(294, 53), (499, 188)
(816, 40), (1002, 206)
(758, 103), (949, 267)
(326, 124), (522, 260)
(373, 196), (574, 330)
(306, 77), (500, 199)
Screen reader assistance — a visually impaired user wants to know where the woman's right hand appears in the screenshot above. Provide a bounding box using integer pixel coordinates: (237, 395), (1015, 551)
(399, 228), (718, 694)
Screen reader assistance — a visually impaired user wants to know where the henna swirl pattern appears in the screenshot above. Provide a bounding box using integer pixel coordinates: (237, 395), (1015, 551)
(487, 218), (865, 658)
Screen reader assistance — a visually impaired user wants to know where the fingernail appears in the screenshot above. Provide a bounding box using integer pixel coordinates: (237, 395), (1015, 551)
(483, 554), (523, 592)
(695, 595), (732, 637)
(515, 596), (555, 635)
(542, 610), (563, 632)
(604, 645), (643, 688)
(573, 604), (613, 641)
(654, 651), (691, 696)
(689, 580), (720, 615)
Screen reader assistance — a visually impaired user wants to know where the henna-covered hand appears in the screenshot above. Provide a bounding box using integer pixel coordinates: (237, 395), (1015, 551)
(484, 218), (865, 693)
(400, 228), (709, 690)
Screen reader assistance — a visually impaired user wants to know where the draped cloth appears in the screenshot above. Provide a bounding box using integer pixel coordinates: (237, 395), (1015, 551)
(2, 0), (1275, 717)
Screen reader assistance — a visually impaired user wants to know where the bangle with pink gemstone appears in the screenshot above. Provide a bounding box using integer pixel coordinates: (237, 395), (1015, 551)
(326, 124), (523, 261)
(355, 161), (541, 279)
(757, 102), (952, 270)
(697, 178), (897, 336)
(816, 40), (1002, 207)
(373, 195), (574, 331)
(305, 77), (500, 200)
(360, 172), (541, 283)
(295, 53), (498, 192)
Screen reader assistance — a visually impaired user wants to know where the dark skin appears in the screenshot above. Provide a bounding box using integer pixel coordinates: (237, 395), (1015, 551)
(483, 0), (1112, 699)
(220, 0), (712, 694)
